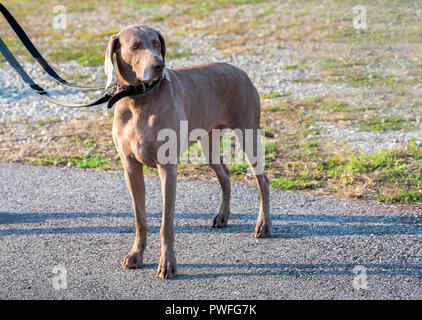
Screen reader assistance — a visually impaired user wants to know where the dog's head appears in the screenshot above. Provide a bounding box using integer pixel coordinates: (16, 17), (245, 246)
(104, 25), (170, 88)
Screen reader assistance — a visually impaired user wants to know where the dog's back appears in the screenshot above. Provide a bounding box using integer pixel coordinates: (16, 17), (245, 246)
(168, 62), (261, 130)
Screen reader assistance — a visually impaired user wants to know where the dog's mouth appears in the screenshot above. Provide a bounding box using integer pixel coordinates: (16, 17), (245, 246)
(137, 67), (163, 84)
(143, 76), (161, 85)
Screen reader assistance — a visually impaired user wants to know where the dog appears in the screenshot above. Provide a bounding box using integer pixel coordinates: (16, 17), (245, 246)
(105, 25), (272, 279)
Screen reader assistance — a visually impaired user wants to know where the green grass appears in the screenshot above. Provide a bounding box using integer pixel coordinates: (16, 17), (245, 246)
(266, 105), (286, 112)
(292, 78), (320, 84)
(166, 50), (193, 60)
(76, 54), (104, 67)
(260, 92), (282, 99)
(270, 177), (320, 190)
(282, 65), (309, 71)
(47, 42), (105, 66)
(376, 189), (422, 203)
(227, 163), (249, 175)
(304, 96), (322, 103)
(358, 116), (416, 132)
(70, 135), (98, 148)
(320, 58), (402, 89)
(346, 72), (396, 88)
(321, 101), (351, 112)
(37, 153), (112, 169)
(269, 140), (421, 203)
(321, 58), (366, 72)
(143, 166), (158, 174)
(27, 117), (61, 126)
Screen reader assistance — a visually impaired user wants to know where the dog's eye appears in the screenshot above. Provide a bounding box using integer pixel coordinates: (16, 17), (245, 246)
(132, 42), (141, 50)
(153, 41), (160, 48)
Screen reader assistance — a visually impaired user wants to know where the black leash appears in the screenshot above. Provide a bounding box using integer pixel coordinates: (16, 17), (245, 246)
(0, 36), (114, 108)
(0, 3), (162, 108)
(0, 3), (108, 90)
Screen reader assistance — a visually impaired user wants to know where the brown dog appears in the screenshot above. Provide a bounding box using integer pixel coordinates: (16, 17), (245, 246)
(105, 25), (272, 279)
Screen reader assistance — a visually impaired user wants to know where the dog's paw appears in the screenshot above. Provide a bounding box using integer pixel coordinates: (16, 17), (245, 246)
(122, 250), (143, 269)
(212, 213), (229, 228)
(155, 252), (177, 279)
(253, 221), (271, 238)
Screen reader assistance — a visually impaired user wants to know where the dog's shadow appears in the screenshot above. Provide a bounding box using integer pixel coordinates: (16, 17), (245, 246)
(137, 262), (422, 279)
(1, 211), (421, 279)
(0, 211), (420, 239)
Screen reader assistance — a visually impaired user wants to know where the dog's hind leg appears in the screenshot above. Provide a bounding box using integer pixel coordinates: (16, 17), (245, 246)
(199, 132), (231, 228)
(234, 127), (272, 238)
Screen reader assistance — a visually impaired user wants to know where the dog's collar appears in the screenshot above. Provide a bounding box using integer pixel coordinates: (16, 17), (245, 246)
(107, 78), (162, 109)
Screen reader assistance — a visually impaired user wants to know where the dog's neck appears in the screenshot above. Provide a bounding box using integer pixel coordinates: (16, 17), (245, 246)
(108, 76), (164, 109)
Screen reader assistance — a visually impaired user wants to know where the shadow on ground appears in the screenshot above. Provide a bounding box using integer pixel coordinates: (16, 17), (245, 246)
(1, 211), (420, 238)
(1, 211), (421, 279)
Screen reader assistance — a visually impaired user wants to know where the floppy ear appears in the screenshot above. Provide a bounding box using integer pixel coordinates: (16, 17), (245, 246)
(155, 30), (166, 62)
(156, 30), (171, 81)
(104, 34), (119, 89)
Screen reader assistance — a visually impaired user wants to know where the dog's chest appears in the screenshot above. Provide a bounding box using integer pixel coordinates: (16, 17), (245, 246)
(114, 108), (162, 166)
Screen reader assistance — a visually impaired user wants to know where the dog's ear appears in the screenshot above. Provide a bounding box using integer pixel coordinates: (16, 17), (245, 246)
(155, 30), (166, 62)
(155, 29), (171, 81)
(104, 34), (119, 89)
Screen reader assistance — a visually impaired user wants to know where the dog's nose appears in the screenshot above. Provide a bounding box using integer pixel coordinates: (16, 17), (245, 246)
(153, 60), (164, 72)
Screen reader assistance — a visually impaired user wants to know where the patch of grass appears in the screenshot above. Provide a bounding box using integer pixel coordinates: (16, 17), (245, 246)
(69, 135), (98, 148)
(28, 117), (62, 126)
(282, 64), (309, 71)
(320, 58), (402, 89)
(47, 42), (105, 66)
(265, 142), (278, 156)
(270, 177), (320, 190)
(376, 189), (422, 203)
(227, 163), (249, 175)
(266, 105), (286, 112)
(307, 141), (320, 148)
(304, 96), (322, 103)
(77, 54), (104, 67)
(321, 101), (351, 112)
(261, 7), (275, 16)
(75, 28), (120, 39)
(268, 138), (421, 203)
(346, 71), (396, 88)
(260, 92), (282, 99)
(148, 14), (167, 23)
(321, 58), (366, 71)
(358, 116), (416, 132)
(292, 78), (320, 84)
(37, 152), (112, 169)
(166, 50), (193, 60)
(143, 166), (158, 174)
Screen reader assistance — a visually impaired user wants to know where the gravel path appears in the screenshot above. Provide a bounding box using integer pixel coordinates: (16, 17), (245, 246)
(0, 162), (421, 299)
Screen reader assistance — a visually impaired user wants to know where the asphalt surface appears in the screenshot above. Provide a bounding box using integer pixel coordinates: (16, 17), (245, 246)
(0, 162), (421, 299)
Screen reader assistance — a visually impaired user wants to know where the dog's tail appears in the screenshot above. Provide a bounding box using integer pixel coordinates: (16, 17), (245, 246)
(264, 131), (274, 138)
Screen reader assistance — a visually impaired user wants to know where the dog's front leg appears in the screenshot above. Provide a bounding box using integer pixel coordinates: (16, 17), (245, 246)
(122, 157), (147, 269)
(155, 163), (178, 279)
